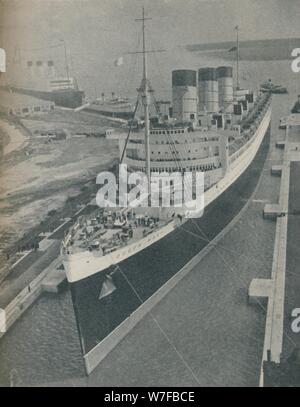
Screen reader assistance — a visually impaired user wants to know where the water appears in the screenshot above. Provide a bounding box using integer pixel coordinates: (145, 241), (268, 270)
(0, 291), (85, 386)
(0, 53), (299, 385)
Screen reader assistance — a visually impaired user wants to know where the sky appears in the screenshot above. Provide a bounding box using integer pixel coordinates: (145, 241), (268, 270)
(1, 0), (300, 52)
(0, 0), (299, 96)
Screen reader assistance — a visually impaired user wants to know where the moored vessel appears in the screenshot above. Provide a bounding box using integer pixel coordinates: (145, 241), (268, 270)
(0, 50), (84, 109)
(84, 93), (135, 119)
(260, 79), (288, 94)
(61, 11), (272, 374)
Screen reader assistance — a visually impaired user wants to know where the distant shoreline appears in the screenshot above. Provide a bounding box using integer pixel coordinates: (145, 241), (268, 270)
(186, 37), (300, 61)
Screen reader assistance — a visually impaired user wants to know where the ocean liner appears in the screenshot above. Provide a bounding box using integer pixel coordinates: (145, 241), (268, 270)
(85, 93), (135, 119)
(61, 11), (272, 374)
(0, 57), (84, 109)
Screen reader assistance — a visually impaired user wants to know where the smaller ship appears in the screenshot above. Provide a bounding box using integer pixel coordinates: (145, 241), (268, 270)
(0, 42), (85, 109)
(0, 60), (84, 109)
(84, 92), (135, 119)
(260, 79), (288, 94)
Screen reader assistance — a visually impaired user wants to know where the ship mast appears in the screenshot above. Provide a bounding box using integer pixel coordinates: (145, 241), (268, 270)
(136, 7), (152, 199)
(128, 8), (166, 202)
(60, 39), (70, 89)
(235, 25), (240, 90)
(121, 9), (165, 190)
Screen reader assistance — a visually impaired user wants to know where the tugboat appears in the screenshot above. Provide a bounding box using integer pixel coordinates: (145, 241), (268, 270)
(260, 79), (288, 94)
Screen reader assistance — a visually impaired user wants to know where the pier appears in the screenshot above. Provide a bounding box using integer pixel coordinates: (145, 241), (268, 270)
(248, 115), (300, 386)
(0, 201), (100, 336)
(0, 223), (68, 337)
(0, 257), (64, 337)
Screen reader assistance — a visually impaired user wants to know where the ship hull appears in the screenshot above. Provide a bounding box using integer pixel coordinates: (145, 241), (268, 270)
(67, 112), (271, 370)
(84, 105), (134, 120)
(1, 86), (84, 109)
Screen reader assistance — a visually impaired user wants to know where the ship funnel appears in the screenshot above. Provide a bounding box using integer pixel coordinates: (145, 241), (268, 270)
(36, 60), (43, 77)
(172, 69), (197, 122)
(47, 60), (55, 77)
(217, 66), (233, 110)
(27, 61), (33, 78)
(198, 67), (219, 113)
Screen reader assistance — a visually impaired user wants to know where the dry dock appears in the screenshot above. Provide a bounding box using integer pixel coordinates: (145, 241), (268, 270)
(0, 96), (295, 387)
(60, 126), (281, 386)
(257, 115), (300, 386)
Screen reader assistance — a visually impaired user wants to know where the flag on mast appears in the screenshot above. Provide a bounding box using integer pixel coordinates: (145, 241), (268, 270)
(228, 25), (239, 52)
(114, 56), (124, 67)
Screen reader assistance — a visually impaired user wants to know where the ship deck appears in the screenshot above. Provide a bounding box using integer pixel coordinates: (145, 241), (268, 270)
(229, 94), (271, 155)
(64, 208), (168, 255)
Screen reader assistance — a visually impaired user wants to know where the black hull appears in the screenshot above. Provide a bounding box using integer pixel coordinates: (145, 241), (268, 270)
(1, 86), (84, 109)
(84, 106), (134, 120)
(70, 125), (271, 356)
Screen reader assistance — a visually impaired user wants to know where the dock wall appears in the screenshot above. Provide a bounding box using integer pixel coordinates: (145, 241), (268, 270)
(0, 257), (63, 338)
(249, 128), (291, 387)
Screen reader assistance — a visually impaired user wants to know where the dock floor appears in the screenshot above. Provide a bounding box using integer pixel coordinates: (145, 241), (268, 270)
(284, 161), (300, 351)
(263, 119), (300, 386)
